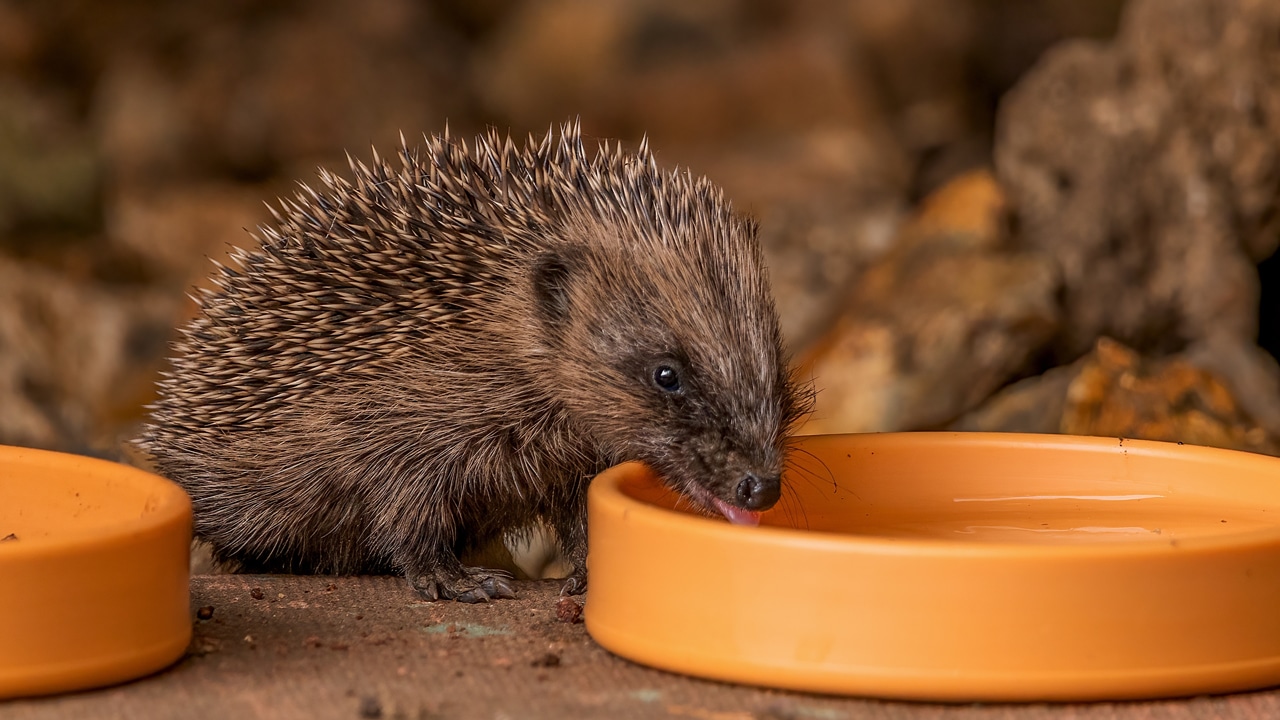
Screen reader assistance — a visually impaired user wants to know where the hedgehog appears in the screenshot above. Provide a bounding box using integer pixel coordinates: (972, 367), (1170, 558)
(137, 122), (812, 602)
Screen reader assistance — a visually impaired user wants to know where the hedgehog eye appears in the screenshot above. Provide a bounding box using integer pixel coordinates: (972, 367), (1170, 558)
(652, 365), (682, 393)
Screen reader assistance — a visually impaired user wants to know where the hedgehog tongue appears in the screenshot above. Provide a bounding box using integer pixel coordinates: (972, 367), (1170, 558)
(711, 497), (762, 526)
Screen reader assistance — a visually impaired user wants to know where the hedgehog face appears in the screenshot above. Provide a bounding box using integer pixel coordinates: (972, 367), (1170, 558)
(530, 233), (807, 525)
(612, 343), (790, 526)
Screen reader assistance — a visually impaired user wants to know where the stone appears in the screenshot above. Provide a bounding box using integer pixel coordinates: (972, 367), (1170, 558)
(685, 129), (909, 352)
(949, 363), (1078, 436)
(801, 170), (1060, 433)
(954, 337), (1278, 456)
(104, 183), (266, 292)
(0, 84), (100, 239)
(475, 0), (889, 147)
(0, 256), (179, 455)
(91, 0), (471, 187)
(995, 0), (1280, 358)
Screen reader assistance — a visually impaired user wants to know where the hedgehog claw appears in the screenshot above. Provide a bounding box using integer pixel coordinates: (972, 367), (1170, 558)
(409, 574), (442, 601)
(453, 587), (491, 604)
(560, 572), (587, 596)
(480, 575), (517, 600)
(409, 567), (516, 603)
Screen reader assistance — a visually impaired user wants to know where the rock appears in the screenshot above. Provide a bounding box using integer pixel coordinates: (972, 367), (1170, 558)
(1182, 338), (1280, 439)
(684, 129), (909, 352)
(949, 363), (1078, 436)
(762, 198), (902, 353)
(0, 2), (38, 69)
(0, 257), (179, 455)
(801, 170), (1060, 433)
(91, 0), (472, 187)
(844, 0), (984, 198)
(104, 183), (266, 292)
(846, 0), (1125, 199)
(0, 84), (100, 239)
(953, 337), (1278, 456)
(475, 0), (891, 147)
(475, 0), (915, 354)
(1065, 339), (1276, 455)
(995, 0), (1280, 358)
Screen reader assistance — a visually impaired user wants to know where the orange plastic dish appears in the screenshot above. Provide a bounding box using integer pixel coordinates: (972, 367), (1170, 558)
(0, 445), (192, 699)
(584, 432), (1280, 701)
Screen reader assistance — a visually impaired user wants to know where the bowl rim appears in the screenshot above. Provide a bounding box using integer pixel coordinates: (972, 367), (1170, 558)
(591, 431), (1280, 560)
(0, 444), (191, 558)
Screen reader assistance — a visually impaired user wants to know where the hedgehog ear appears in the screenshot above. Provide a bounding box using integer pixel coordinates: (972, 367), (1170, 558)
(532, 251), (576, 333)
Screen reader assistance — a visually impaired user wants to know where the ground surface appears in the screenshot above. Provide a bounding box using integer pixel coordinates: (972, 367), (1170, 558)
(5, 576), (1280, 719)
(0, 573), (1274, 717)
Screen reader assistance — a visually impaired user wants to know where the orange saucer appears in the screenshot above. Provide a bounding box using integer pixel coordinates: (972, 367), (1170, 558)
(585, 433), (1280, 701)
(0, 446), (192, 699)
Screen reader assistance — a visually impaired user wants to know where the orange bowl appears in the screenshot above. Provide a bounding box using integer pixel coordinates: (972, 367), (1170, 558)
(584, 432), (1280, 701)
(0, 445), (192, 699)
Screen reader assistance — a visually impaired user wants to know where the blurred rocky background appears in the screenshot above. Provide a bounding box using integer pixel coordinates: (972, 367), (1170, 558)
(2, 0), (1278, 461)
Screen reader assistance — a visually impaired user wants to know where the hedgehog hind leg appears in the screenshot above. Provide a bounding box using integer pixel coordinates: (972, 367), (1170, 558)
(387, 495), (521, 602)
(395, 528), (517, 602)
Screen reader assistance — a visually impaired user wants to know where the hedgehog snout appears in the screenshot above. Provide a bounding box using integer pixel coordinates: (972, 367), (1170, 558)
(734, 473), (780, 511)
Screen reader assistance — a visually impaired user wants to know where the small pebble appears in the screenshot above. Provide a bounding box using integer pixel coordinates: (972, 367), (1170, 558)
(357, 695), (382, 719)
(196, 605), (215, 620)
(555, 596), (583, 624)
(531, 652), (561, 668)
(188, 636), (220, 656)
(250, 587), (265, 600)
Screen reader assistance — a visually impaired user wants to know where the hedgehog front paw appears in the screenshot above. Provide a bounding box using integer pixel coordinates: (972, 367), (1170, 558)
(409, 567), (517, 603)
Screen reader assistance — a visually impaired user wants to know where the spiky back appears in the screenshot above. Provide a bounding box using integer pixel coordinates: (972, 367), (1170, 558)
(141, 121), (761, 453)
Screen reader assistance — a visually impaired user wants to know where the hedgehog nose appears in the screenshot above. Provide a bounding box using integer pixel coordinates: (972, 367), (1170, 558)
(735, 474), (781, 511)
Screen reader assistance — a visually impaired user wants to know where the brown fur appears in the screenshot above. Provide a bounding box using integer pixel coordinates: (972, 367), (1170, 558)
(136, 122), (812, 601)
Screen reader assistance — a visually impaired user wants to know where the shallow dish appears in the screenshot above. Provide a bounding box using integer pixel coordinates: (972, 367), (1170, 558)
(0, 445), (192, 699)
(585, 432), (1280, 701)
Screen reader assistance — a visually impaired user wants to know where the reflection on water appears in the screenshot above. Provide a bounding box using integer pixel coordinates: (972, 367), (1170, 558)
(843, 500), (1267, 544)
(955, 524), (1158, 537)
(953, 495), (1163, 503)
